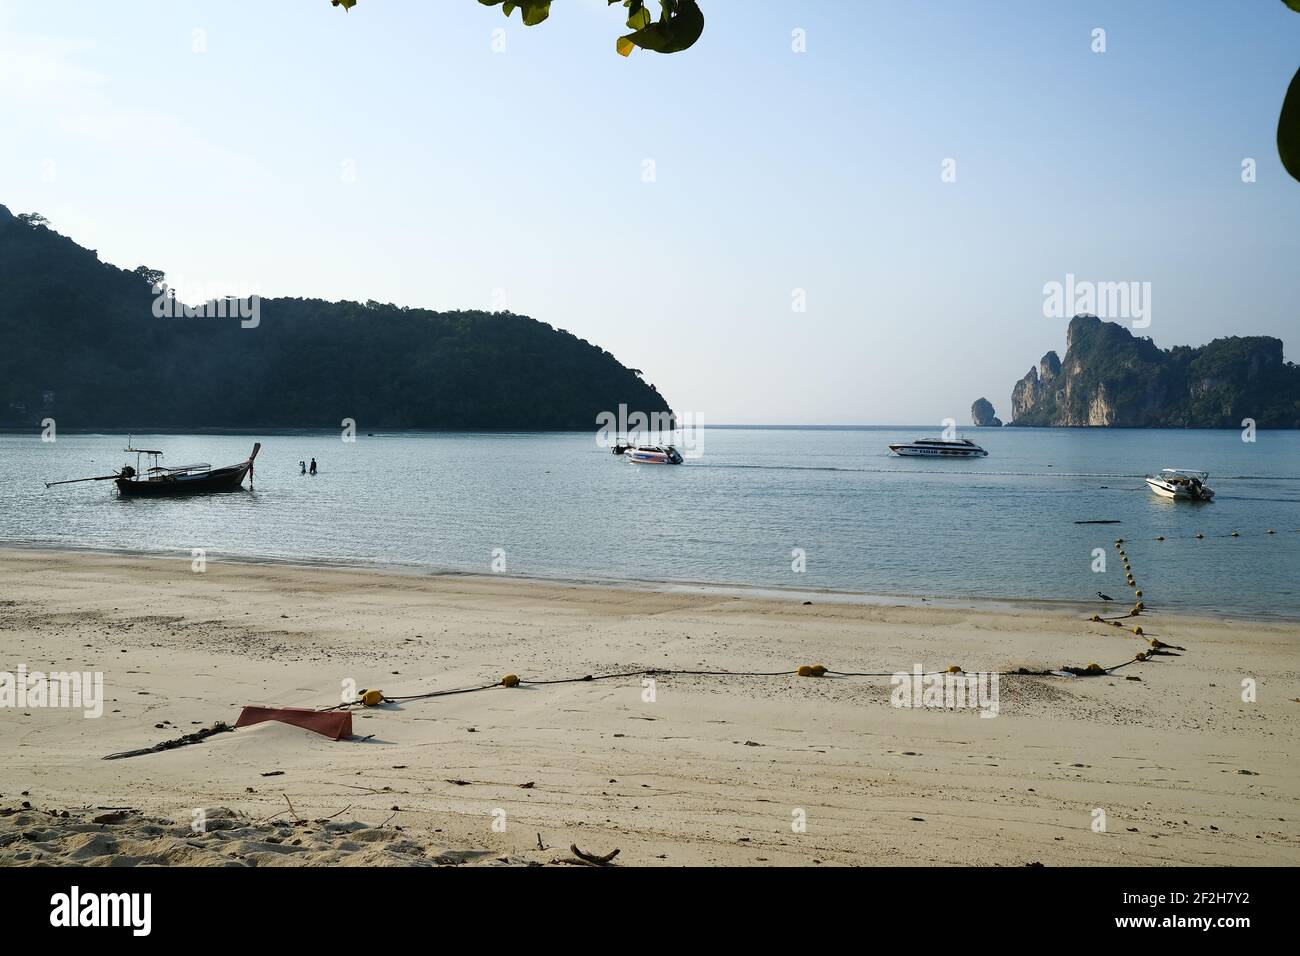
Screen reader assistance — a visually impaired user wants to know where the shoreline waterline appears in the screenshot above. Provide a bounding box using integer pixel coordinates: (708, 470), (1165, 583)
(3, 542), (1292, 625)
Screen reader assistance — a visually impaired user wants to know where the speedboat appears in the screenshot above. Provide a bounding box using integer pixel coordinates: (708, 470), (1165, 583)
(622, 444), (683, 465)
(1145, 468), (1214, 501)
(888, 438), (988, 458)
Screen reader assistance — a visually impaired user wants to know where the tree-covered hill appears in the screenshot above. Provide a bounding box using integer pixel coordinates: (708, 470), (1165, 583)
(0, 204), (672, 430)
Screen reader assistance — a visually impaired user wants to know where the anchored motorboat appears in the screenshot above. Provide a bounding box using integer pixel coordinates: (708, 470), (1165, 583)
(1145, 468), (1214, 501)
(614, 442), (683, 465)
(888, 437), (988, 458)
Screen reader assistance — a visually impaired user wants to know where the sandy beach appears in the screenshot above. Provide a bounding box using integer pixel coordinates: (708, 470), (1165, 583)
(1, 547), (1296, 867)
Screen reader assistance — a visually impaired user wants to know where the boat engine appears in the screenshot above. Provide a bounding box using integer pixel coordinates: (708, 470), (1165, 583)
(120, 465), (136, 479)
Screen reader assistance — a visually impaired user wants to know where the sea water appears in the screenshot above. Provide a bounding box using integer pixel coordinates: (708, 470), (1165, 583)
(2, 427), (1297, 619)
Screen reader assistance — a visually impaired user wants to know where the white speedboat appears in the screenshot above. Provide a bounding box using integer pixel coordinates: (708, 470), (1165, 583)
(1145, 468), (1214, 501)
(619, 444), (684, 465)
(888, 438), (988, 458)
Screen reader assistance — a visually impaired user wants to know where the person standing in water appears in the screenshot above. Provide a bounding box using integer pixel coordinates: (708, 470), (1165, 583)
(299, 460), (306, 475)
(309, 458), (317, 476)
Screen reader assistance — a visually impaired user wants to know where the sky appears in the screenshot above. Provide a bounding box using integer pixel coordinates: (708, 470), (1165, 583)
(2, 0), (1298, 425)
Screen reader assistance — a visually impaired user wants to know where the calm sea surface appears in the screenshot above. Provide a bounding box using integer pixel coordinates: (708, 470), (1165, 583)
(2, 428), (1298, 619)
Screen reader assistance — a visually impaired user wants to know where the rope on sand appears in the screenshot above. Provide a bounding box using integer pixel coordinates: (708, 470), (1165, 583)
(341, 652), (1151, 712)
(338, 543), (1172, 709)
(342, 545), (1171, 708)
(102, 721), (234, 760)
(100, 544), (1176, 759)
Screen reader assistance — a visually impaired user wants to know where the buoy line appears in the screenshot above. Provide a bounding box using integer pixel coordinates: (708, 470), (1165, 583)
(332, 538), (1169, 711)
(1151, 529), (1295, 541)
(337, 653), (1160, 713)
(97, 540), (1176, 760)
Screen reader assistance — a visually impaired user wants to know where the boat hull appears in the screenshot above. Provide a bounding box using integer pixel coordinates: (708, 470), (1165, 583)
(116, 463), (251, 496)
(1145, 477), (1213, 501)
(889, 445), (987, 458)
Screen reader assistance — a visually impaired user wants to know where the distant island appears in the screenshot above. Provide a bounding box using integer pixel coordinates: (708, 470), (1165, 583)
(1004, 315), (1300, 428)
(0, 204), (671, 430)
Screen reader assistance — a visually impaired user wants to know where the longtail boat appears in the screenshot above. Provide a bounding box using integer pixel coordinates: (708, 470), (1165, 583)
(46, 441), (261, 496)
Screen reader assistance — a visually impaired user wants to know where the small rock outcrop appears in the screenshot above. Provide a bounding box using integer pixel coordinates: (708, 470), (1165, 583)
(970, 397), (1002, 427)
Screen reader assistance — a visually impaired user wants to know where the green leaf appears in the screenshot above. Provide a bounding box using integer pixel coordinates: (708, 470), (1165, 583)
(1283, 1), (1300, 13)
(1279, 65), (1300, 183)
(618, 0), (703, 56)
(479, 0), (551, 26)
(343, 1), (702, 57)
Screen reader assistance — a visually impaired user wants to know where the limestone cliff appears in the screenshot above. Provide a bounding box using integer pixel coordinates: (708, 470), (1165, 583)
(1008, 315), (1300, 427)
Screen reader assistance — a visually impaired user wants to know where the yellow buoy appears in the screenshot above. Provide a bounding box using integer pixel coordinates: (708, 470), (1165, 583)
(1135, 590), (1143, 598)
(1090, 614), (1102, 622)
(1086, 662), (1105, 673)
(796, 665), (813, 677)
(1132, 625), (1143, 635)
(810, 664), (828, 677)
(1135, 652), (1147, 662)
(502, 674), (521, 687)
(361, 689), (384, 707)
(946, 665), (963, 674)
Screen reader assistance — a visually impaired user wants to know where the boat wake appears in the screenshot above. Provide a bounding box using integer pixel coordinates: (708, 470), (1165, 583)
(701, 463), (1300, 481)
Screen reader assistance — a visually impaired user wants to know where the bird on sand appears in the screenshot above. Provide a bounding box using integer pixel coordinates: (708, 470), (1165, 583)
(1098, 592), (1114, 601)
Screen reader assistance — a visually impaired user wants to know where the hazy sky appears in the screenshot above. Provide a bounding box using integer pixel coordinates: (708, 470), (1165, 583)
(3, 1), (1298, 425)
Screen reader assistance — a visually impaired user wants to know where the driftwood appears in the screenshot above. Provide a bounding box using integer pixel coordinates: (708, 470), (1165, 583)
(569, 843), (620, 866)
